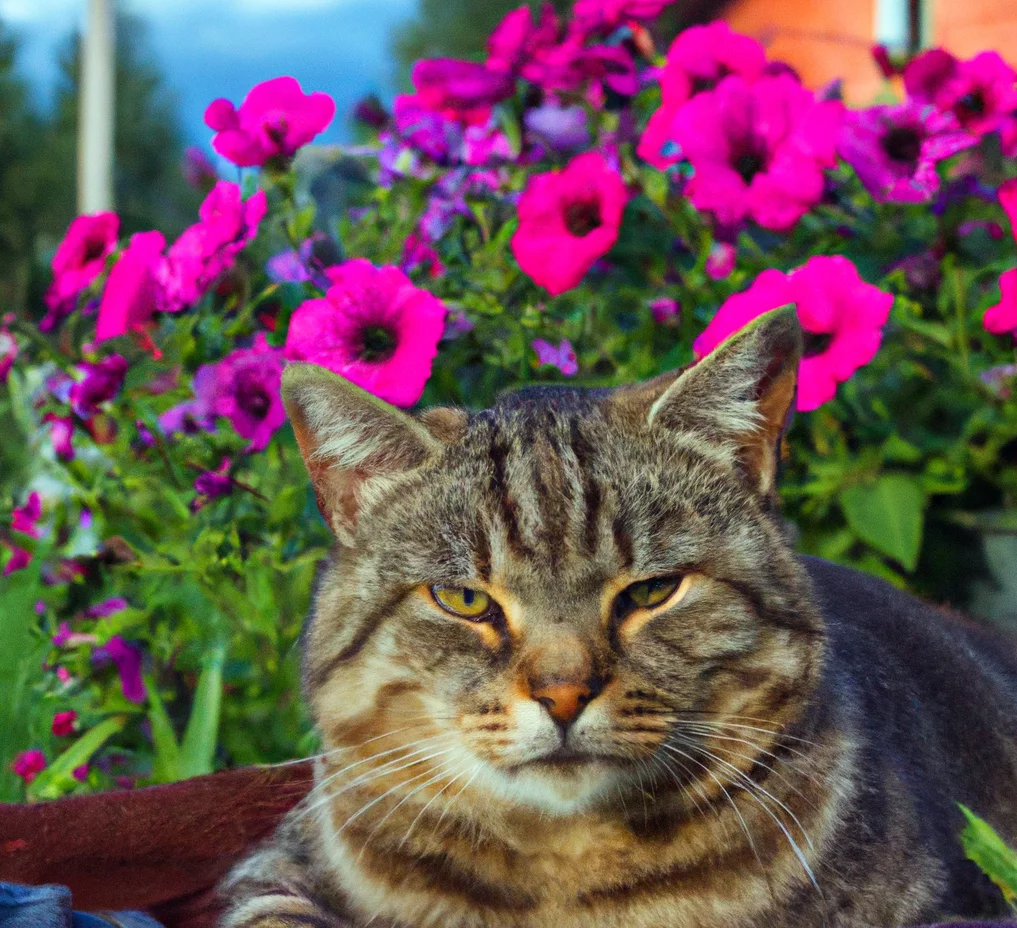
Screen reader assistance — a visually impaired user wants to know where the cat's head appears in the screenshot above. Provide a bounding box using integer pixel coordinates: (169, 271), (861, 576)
(284, 306), (824, 815)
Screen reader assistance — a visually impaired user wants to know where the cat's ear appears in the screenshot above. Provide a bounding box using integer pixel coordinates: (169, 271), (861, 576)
(645, 305), (802, 496)
(281, 363), (443, 544)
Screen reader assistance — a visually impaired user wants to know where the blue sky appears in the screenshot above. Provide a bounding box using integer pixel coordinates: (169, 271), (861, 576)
(0, 0), (417, 146)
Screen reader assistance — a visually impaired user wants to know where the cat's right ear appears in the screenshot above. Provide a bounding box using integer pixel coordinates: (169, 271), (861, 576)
(281, 363), (443, 545)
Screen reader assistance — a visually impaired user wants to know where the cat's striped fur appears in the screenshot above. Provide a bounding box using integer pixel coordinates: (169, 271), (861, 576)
(221, 307), (1017, 928)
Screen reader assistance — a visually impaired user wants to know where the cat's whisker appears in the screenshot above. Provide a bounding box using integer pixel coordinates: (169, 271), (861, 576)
(675, 713), (820, 748)
(397, 762), (474, 851)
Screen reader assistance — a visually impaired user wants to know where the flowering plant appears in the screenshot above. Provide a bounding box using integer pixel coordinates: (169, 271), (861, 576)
(2, 7), (1017, 801)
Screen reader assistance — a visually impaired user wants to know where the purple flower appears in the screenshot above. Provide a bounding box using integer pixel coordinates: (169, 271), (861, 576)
(12, 749), (46, 784)
(524, 104), (589, 152)
(93, 636), (146, 704)
(532, 338), (578, 376)
(43, 414), (75, 462)
(162, 335), (285, 452)
(11, 493), (42, 538)
(192, 457), (235, 512)
(69, 354), (128, 419)
(981, 364), (1017, 399)
(650, 298), (680, 323)
(53, 620), (98, 648)
(3, 545), (31, 577)
(82, 597), (128, 620)
(401, 233), (445, 279)
(444, 306), (475, 338)
(353, 94), (389, 129)
(411, 58), (514, 114)
(72, 764), (90, 782)
(266, 235), (332, 287)
(838, 101), (976, 203)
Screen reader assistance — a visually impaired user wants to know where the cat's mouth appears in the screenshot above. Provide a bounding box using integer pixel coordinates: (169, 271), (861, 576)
(509, 747), (620, 773)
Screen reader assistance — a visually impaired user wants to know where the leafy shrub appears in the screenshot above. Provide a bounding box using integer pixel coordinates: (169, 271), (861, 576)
(2, 3), (1016, 800)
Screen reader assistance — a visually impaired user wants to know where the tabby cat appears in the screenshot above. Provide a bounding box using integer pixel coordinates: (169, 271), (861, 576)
(221, 306), (1017, 928)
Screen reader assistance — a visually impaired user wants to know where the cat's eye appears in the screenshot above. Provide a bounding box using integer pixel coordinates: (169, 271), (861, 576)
(431, 585), (494, 620)
(614, 576), (684, 617)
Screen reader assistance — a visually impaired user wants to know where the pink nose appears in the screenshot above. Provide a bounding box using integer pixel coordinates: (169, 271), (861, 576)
(530, 681), (594, 726)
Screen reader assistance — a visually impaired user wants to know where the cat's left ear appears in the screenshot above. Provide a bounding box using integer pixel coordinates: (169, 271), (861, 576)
(281, 363), (444, 544)
(642, 305), (802, 497)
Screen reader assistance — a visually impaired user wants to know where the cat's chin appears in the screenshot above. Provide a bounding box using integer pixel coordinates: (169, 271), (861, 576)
(475, 750), (623, 814)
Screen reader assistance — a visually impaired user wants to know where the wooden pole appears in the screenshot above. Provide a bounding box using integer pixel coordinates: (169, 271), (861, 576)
(77, 0), (115, 214)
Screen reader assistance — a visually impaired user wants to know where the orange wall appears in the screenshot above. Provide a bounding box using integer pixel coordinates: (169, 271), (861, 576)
(723, 0), (886, 103)
(934, 0), (1017, 60)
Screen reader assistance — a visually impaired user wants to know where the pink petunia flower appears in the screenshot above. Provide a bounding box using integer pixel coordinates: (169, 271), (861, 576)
(43, 413), (75, 461)
(3, 544), (32, 577)
(639, 23), (768, 170)
(904, 49), (1017, 147)
(72, 765), (90, 782)
(164, 335), (286, 452)
(650, 298), (680, 324)
(401, 233), (445, 279)
(667, 74), (842, 232)
(205, 76), (336, 168)
(985, 268), (1017, 340)
(11, 492), (42, 538)
(486, 4), (559, 76)
(69, 355), (129, 419)
(12, 749), (46, 784)
(52, 710), (77, 737)
(511, 151), (629, 295)
(191, 457), (236, 512)
(705, 241), (737, 280)
(412, 58), (514, 115)
(532, 338), (578, 376)
(838, 101), (975, 203)
(42, 213), (120, 332)
(95, 231), (166, 342)
(284, 259), (446, 408)
(93, 636), (146, 704)
(157, 182), (267, 314)
(0, 319), (17, 384)
(694, 256), (893, 411)
(998, 178), (1017, 244)
(571, 0), (675, 37)
(82, 597), (128, 620)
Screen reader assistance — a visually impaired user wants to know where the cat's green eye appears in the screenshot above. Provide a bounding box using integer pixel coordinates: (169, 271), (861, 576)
(431, 585), (494, 620)
(618, 576), (683, 613)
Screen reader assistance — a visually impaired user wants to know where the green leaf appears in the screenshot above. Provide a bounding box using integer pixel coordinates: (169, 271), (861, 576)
(839, 473), (926, 571)
(146, 676), (183, 783)
(959, 805), (1017, 909)
(180, 641), (226, 778)
(29, 716), (129, 800)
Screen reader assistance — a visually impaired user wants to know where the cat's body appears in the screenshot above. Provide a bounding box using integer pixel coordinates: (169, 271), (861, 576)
(221, 308), (1017, 928)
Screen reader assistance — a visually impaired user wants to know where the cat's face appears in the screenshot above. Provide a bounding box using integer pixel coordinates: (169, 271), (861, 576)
(288, 307), (824, 816)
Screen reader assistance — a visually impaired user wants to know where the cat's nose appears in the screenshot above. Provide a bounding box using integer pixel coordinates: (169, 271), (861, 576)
(530, 679), (600, 727)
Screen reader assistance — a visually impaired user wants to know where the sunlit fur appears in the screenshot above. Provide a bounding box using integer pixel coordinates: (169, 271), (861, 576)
(221, 311), (1017, 928)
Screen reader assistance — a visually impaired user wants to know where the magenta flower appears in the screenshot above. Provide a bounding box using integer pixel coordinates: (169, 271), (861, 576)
(53, 621), (98, 648)
(82, 597), (128, 619)
(95, 231), (166, 342)
(11, 492), (42, 538)
(284, 259), (446, 408)
(166, 335), (286, 452)
(838, 101), (975, 203)
(705, 241), (737, 280)
(72, 765), (90, 782)
(94, 636), (146, 704)
(694, 256), (893, 411)
(511, 152), (629, 295)
(571, 0), (675, 36)
(3, 545), (31, 577)
(486, 3), (558, 76)
(43, 413), (75, 462)
(650, 298), (680, 324)
(192, 457), (235, 512)
(158, 182), (267, 314)
(668, 74), (842, 231)
(52, 710), (77, 737)
(402, 233), (445, 279)
(904, 49), (1017, 142)
(12, 749), (46, 784)
(532, 338), (578, 376)
(999, 178), (1017, 242)
(42, 213), (120, 331)
(412, 58), (514, 114)
(985, 268), (1017, 340)
(0, 320), (17, 384)
(639, 23), (768, 170)
(69, 354), (128, 419)
(205, 76), (335, 168)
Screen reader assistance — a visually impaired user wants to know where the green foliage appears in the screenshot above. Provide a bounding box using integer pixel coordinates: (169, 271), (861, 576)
(959, 805), (1017, 910)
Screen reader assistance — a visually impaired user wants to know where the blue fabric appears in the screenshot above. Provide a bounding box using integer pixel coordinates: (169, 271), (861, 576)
(0, 882), (163, 928)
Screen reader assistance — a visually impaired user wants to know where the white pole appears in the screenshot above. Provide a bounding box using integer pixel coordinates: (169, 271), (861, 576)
(77, 0), (115, 214)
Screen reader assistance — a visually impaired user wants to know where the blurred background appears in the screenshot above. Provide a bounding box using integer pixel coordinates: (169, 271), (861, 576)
(2, 0), (1017, 317)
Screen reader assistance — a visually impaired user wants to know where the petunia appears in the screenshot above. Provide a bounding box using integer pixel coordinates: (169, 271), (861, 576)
(571, 0), (676, 37)
(667, 74), (842, 232)
(205, 76), (335, 168)
(511, 151), (629, 295)
(51, 710), (77, 737)
(11, 492), (42, 538)
(43, 413), (75, 462)
(164, 335), (286, 452)
(650, 298), (680, 324)
(638, 23), (768, 170)
(904, 49), (1017, 147)
(42, 213), (120, 332)
(705, 242), (737, 280)
(532, 338), (578, 376)
(693, 255), (893, 411)
(411, 58), (514, 115)
(838, 101), (975, 203)
(486, 3), (559, 76)
(191, 457), (235, 512)
(3, 544), (32, 577)
(72, 765), (90, 782)
(0, 320), (17, 384)
(93, 636), (146, 704)
(401, 233), (445, 279)
(984, 268), (1017, 340)
(998, 178), (1017, 244)
(182, 146), (217, 192)
(157, 182), (267, 314)
(95, 231), (166, 342)
(12, 750), (46, 784)
(284, 259), (446, 408)
(69, 355), (129, 419)
(524, 103), (589, 153)
(82, 597), (128, 620)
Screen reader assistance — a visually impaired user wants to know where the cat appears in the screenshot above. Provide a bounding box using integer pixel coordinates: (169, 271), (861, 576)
(220, 305), (1017, 928)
